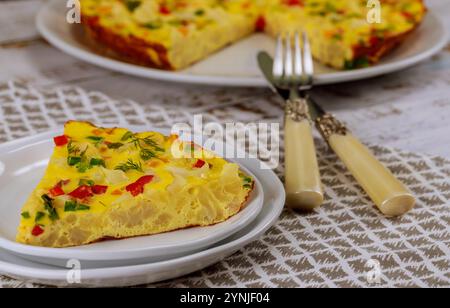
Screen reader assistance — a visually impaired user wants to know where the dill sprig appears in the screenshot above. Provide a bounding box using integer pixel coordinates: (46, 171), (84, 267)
(122, 131), (164, 161)
(67, 140), (80, 155)
(115, 159), (144, 173)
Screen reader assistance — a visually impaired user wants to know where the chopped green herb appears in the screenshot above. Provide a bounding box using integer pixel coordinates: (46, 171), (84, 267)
(35, 211), (45, 222)
(64, 201), (78, 212)
(121, 131), (134, 141)
(124, 0), (141, 12)
(144, 21), (163, 30)
(107, 142), (124, 149)
(67, 141), (80, 155)
(140, 148), (159, 161)
(87, 136), (104, 142)
(344, 57), (370, 70)
(168, 20), (183, 26)
(21, 212), (31, 219)
(243, 184), (253, 189)
(195, 9), (205, 16)
(115, 159), (144, 173)
(87, 136), (104, 146)
(68, 156), (82, 166)
(64, 201), (91, 212)
(129, 135), (164, 161)
(79, 179), (95, 186)
(42, 194), (59, 221)
(77, 162), (90, 173)
(77, 204), (90, 211)
(90, 158), (106, 168)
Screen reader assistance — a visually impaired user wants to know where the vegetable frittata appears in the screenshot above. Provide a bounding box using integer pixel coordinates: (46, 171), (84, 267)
(16, 121), (254, 247)
(80, 0), (426, 70)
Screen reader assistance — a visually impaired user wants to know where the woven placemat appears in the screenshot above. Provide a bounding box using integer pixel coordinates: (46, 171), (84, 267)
(0, 81), (449, 288)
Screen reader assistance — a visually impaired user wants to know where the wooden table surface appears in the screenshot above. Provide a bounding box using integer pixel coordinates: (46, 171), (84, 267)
(1, 0), (450, 158)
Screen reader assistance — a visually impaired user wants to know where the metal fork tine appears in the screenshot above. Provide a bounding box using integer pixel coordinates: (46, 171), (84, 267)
(294, 31), (303, 80)
(273, 35), (284, 80)
(284, 33), (293, 84)
(302, 31), (314, 85)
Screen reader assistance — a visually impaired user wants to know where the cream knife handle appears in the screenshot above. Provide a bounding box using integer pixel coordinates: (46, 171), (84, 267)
(285, 115), (324, 211)
(317, 114), (415, 216)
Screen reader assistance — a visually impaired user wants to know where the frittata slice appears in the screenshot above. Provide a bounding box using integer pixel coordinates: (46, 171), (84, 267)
(80, 0), (259, 70)
(263, 0), (427, 69)
(16, 121), (254, 248)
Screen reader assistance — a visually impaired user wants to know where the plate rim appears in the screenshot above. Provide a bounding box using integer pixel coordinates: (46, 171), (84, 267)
(0, 127), (271, 262)
(37, 0), (449, 87)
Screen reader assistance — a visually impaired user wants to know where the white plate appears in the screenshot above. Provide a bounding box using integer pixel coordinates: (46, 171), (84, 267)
(0, 145), (285, 287)
(37, 0), (448, 87)
(0, 128), (264, 268)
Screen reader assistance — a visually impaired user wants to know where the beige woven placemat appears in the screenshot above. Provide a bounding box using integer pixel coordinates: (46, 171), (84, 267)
(0, 81), (449, 288)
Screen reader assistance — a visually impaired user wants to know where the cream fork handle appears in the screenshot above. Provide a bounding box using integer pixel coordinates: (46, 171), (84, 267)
(285, 100), (324, 211)
(317, 114), (415, 217)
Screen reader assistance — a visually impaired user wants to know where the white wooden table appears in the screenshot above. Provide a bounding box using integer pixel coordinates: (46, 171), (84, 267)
(1, 0), (450, 158)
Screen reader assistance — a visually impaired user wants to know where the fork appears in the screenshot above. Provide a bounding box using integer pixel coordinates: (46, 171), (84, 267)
(273, 32), (324, 211)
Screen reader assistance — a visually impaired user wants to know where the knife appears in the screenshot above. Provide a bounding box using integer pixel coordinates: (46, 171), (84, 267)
(258, 52), (416, 216)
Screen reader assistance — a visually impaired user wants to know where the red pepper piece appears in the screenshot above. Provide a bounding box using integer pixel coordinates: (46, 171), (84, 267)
(285, 0), (303, 6)
(92, 185), (108, 195)
(193, 159), (206, 168)
(126, 176), (154, 197)
(32, 225), (44, 236)
(54, 135), (69, 147)
(49, 185), (65, 197)
(255, 16), (266, 32)
(68, 185), (93, 199)
(159, 5), (171, 15)
(59, 179), (71, 186)
(370, 36), (380, 47)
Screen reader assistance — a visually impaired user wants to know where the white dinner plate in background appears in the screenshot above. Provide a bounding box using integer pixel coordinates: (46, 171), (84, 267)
(37, 0), (448, 87)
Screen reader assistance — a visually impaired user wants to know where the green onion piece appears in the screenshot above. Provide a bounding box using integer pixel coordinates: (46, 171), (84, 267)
(35, 211), (45, 222)
(87, 136), (104, 142)
(144, 21), (163, 30)
(121, 131), (134, 141)
(64, 201), (78, 212)
(125, 0), (141, 12)
(77, 204), (91, 211)
(195, 9), (205, 16)
(67, 156), (82, 166)
(79, 179), (95, 186)
(42, 194), (59, 221)
(90, 158), (106, 168)
(64, 201), (91, 212)
(107, 142), (124, 149)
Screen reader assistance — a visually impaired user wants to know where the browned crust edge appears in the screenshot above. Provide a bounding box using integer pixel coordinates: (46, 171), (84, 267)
(91, 182), (256, 246)
(354, 1), (427, 65)
(81, 15), (175, 70)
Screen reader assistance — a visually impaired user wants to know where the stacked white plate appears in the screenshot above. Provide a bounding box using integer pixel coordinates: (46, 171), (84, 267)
(0, 128), (285, 287)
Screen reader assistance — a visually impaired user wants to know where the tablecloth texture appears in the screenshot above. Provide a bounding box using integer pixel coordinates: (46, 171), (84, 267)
(0, 81), (449, 288)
